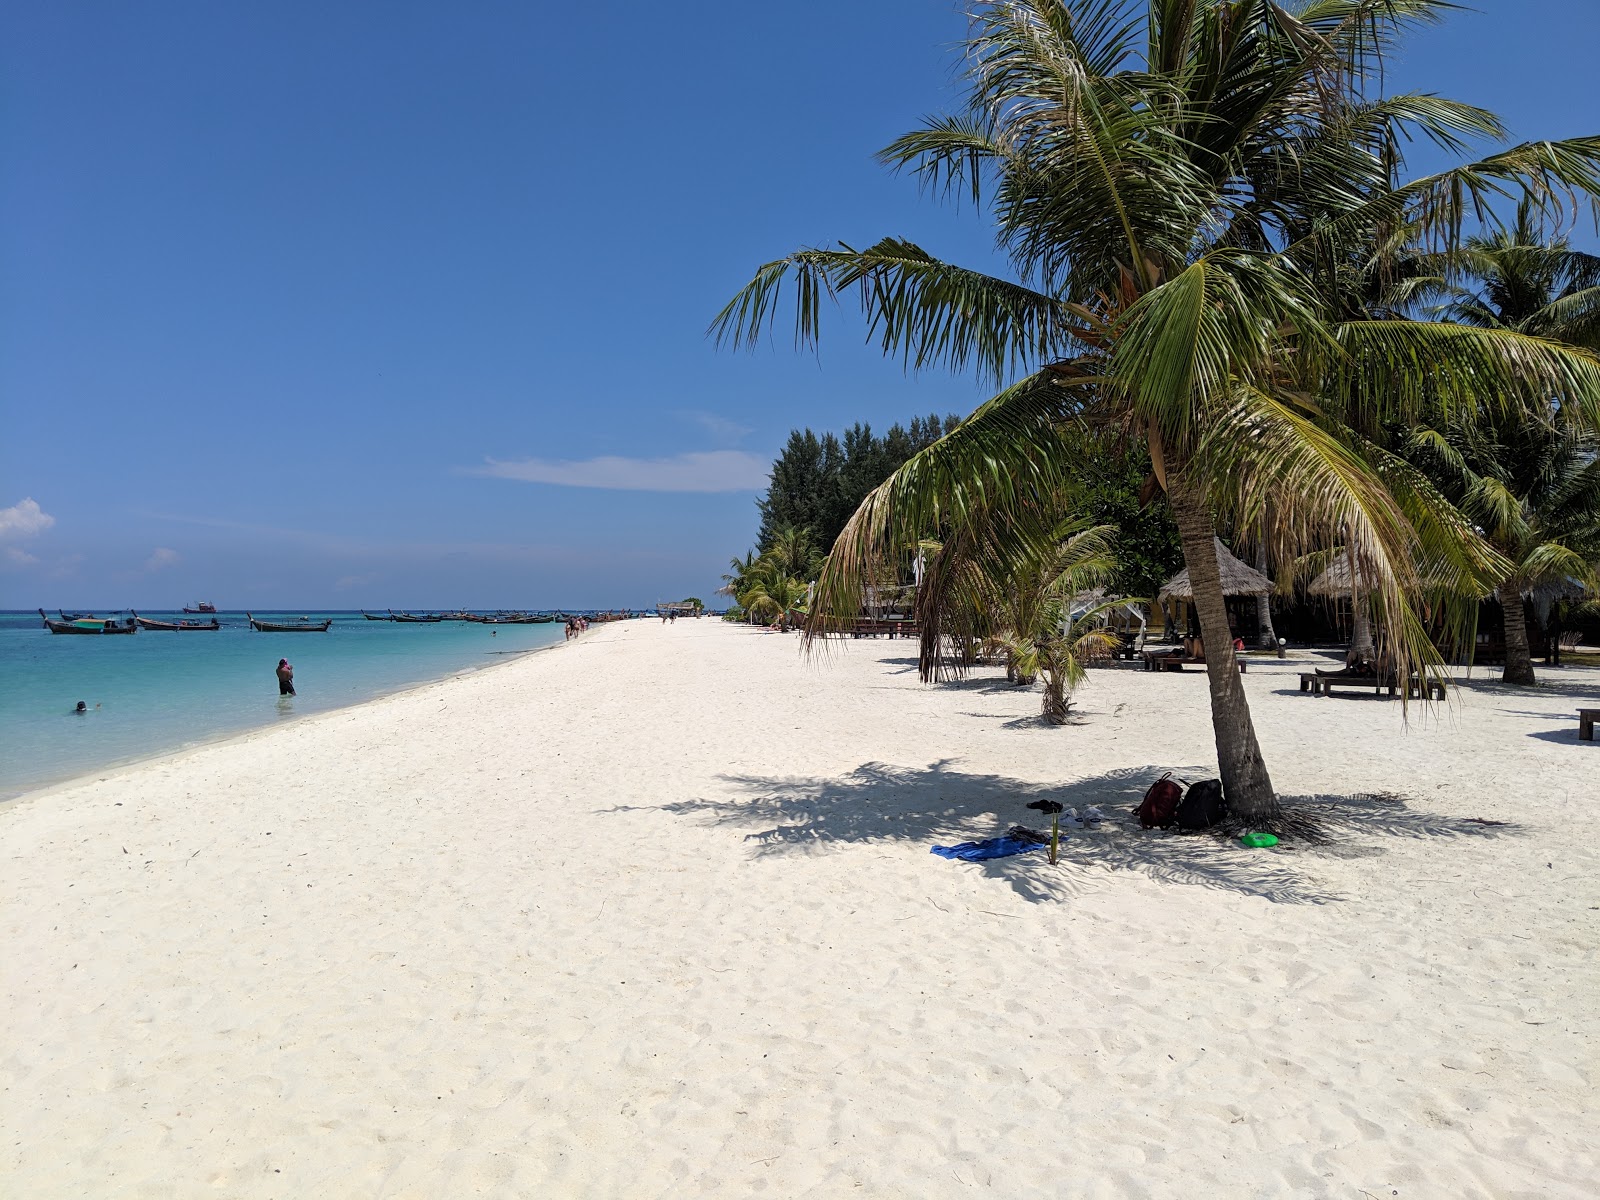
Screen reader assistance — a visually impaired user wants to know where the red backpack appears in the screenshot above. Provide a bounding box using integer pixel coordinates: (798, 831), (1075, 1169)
(1134, 772), (1184, 829)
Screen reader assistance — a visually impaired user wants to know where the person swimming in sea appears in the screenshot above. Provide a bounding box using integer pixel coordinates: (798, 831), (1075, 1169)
(276, 658), (295, 696)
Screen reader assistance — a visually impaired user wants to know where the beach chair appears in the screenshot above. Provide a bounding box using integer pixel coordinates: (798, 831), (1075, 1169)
(1579, 708), (1598, 742)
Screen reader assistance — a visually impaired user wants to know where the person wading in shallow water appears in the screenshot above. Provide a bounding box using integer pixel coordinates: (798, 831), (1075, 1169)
(276, 658), (295, 696)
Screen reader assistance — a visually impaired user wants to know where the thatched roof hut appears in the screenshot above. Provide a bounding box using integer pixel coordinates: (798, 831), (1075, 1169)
(1307, 552), (1357, 598)
(1157, 538), (1271, 602)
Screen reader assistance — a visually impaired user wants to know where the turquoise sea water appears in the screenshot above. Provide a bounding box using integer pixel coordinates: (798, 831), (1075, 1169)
(0, 611), (570, 801)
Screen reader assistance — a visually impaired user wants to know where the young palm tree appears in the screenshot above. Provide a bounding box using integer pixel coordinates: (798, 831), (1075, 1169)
(715, 0), (1600, 820)
(914, 503), (1119, 714)
(719, 549), (761, 608)
(741, 568), (810, 632)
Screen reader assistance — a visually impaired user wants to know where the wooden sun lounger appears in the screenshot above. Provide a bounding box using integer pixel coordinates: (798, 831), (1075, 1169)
(1307, 671), (1447, 700)
(1579, 708), (1598, 742)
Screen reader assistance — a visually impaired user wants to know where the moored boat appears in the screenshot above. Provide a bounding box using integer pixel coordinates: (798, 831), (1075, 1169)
(361, 610), (394, 621)
(132, 611), (220, 631)
(247, 613), (333, 633)
(388, 610), (443, 623)
(40, 609), (138, 635)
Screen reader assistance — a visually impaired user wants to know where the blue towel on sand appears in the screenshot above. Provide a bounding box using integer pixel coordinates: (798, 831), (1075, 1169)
(930, 836), (1046, 862)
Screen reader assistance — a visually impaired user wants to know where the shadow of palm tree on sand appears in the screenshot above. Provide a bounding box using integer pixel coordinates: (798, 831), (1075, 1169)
(609, 761), (1522, 907)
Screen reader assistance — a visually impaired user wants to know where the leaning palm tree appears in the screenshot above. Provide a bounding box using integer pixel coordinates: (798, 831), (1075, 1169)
(715, 1), (1600, 820)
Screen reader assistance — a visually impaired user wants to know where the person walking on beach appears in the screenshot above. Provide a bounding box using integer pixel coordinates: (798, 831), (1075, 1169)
(276, 658), (295, 696)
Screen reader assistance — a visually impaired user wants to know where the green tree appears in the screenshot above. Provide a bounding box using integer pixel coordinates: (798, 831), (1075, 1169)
(757, 415), (962, 553)
(1407, 418), (1600, 684)
(717, 0), (1600, 820)
(1406, 206), (1600, 682)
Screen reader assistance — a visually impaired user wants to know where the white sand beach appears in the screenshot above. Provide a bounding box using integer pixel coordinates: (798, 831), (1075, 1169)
(3, 619), (1596, 1198)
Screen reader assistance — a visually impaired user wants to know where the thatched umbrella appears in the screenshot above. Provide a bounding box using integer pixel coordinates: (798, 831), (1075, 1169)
(1157, 538), (1271, 602)
(1156, 539), (1271, 640)
(1308, 552), (1376, 663)
(1306, 553), (1355, 598)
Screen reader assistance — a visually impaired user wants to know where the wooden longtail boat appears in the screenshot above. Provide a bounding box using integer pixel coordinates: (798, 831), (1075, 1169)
(183, 602), (218, 614)
(247, 613), (333, 633)
(361, 610), (393, 621)
(40, 609), (138, 635)
(132, 611), (220, 631)
(389, 610), (443, 623)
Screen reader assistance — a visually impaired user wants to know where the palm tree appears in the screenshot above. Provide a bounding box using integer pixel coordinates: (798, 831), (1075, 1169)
(764, 525), (822, 581)
(914, 503), (1119, 718)
(719, 550), (761, 606)
(741, 568), (810, 632)
(1405, 206), (1600, 682)
(716, 1), (1600, 820)
(1427, 200), (1600, 353)
(1406, 418), (1600, 683)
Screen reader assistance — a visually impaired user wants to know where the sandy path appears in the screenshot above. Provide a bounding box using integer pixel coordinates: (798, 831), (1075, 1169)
(3, 619), (1595, 1198)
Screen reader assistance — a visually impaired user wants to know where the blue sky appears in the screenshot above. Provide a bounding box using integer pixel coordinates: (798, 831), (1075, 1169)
(3, 1), (1597, 608)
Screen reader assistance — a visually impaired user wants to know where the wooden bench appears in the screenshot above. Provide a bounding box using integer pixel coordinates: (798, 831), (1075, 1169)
(1407, 676), (1448, 701)
(848, 620), (919, 639)
(1318, 673), (1395, 698)
(1144, 651), (1245, 674)
(1580, 708), (1599, 742)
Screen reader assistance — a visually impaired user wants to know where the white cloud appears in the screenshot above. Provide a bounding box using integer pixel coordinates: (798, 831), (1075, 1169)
(145, 547), (180, 571)
(0, 497), (54, 540)
(4, 546), (39, 566)
(471, 450), (770, 493)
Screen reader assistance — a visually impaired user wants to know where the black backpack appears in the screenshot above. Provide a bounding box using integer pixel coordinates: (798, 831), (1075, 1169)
(1174, 778), (1227, 831)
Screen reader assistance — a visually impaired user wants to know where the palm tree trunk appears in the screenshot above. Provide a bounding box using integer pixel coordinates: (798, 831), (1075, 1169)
(1166, 468), (1277, 819)
(1349, 607), (1376, 666)
(1498, 586), (1536, 685)
(1254, 536), (1278, 651)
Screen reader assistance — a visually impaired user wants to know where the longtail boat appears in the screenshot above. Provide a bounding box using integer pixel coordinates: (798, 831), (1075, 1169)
(247, 613), (333, 632)
(132, 611), (220, 631)
(183, 602), (218, 614)
(389, 610), (443, 623)
(40, 609), (138, 635)
(361, 610), (393, 621)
